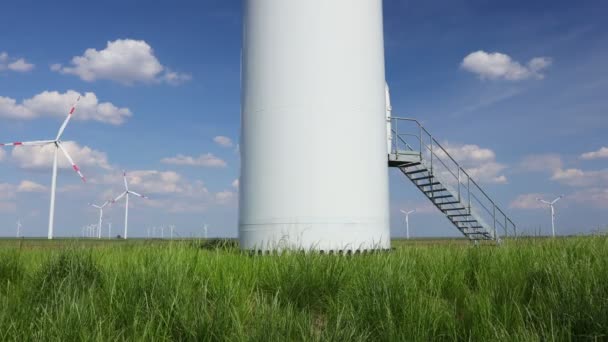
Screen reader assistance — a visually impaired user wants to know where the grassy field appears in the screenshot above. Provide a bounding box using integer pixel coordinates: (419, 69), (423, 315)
(0, 237), (607, 341)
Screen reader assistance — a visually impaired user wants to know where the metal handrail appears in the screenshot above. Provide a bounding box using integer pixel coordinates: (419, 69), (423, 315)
(389, 116), (516, 238)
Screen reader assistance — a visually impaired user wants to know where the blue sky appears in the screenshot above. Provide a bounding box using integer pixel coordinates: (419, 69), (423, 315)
(1, 0), (607, 238)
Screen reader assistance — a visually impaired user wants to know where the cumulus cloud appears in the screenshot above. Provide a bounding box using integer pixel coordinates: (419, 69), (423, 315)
(551, 168), (608, 187)
(215, 190), (236, 205)
(17, 180), (47, 192)
(52, 39), (191, 86)
(461, 50), (552, 81)
(510, 193), (548, 209)
(161, 153), (227, 167)
(232, 179), (239, 189)
(441, 143), (508, 184)
(95, 169), (235, 212)
(569, 188), (608, 208)
(11, 141), (111, 170)
(213, 136), (233, 148)
(0, 52), (34, 72)
(97, 170), (198, 195)
(0, 90), (132, 125)
(581, 147), (608, 160)
(519, 154), (563, 173)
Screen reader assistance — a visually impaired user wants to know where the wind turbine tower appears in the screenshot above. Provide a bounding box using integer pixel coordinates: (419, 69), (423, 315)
(112, 171), (148, 239)
(239, 0), (390, 251)
(400, 209), (416, 240)
(1, 96), (85, 239)
(90, 201), (109, 239)
(537, 195), (564, 238)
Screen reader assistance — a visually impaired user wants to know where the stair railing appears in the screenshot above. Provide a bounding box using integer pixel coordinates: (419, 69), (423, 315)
(389, 117), (517, 239)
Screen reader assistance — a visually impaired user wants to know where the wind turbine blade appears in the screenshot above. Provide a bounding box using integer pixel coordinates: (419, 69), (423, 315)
(400, 209), (407, 214)
(129, 191), (148, 199)
(112, 191), (127, 203)
(56, 96), (81, 140)
(123, 170), (129, 191)
(101, 200), (110, 208)
(551, 195), (564, 204)
(57, 142), (86, 182)
(1, 140), (55, 147)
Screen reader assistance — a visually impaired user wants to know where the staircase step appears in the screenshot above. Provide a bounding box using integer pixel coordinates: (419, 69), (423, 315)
(419, 181), (441, 187)
(454, 220), (478, 223)
(401, 162), (421, 168)
(431, 195), (453, 200)
(444, 207), (467, 212)
(405, 169), (428, 176)
(411, 175), (434, 181)
(423, 188), (447, 193)
(448, 214), (471, 218)
(436, 200), (461, 206)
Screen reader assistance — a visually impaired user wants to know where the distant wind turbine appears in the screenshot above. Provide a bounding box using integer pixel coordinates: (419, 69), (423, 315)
(112, 171), (148, 239)
(1, 96), (85, 239)
(16, 219), (22, 238)
(89, 201), (110, 239)
(537, 195), (564, 238)
(203, 223), (208, 239)
(400, 209), (416, 239)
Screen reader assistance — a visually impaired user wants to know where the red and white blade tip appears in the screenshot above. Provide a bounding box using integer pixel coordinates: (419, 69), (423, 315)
(72, 164), (86, 183)
(69, 96), (81, 115)
(0, 142), (23, 146)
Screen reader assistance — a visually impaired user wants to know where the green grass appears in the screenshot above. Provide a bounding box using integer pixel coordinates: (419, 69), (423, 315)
(0, 237), (607, 341)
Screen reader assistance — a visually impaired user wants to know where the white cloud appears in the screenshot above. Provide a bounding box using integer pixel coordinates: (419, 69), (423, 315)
(0, 96), (36, 119)
(569, 188), (608, 208)
(11, 141), (110, 170)
(581, 147), (608, 160)
(510, 193), (547, 209)
(52, 39), (191, 86)
(161, 69), (193, 86)
(98, 170), (197, 195)
(0, 52), (34, 72)
(461, 50), (551, 81)
(17, 180), (47, 192)
(8, 58), (35, 72)
(519, 154), (563, 173)
(0, 90), (132, 125)
(551, 168), (608, 187)
(161, 153), (227, 167)
(94, 169), (236, 213)
(213, 136), (233, 148)
(215, 190), (236, 205)
(232, 178), (239, 189)
(441, 143), (508, 184)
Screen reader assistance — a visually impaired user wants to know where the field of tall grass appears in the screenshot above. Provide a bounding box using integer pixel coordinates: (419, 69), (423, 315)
(0, 237), (607, 341)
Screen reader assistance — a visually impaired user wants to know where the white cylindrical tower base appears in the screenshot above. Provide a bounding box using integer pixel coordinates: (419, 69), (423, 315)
(239, 0), (390, 252)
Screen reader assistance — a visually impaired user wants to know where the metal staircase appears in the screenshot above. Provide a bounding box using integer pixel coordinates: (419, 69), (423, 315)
(388, 117), (516, 242)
